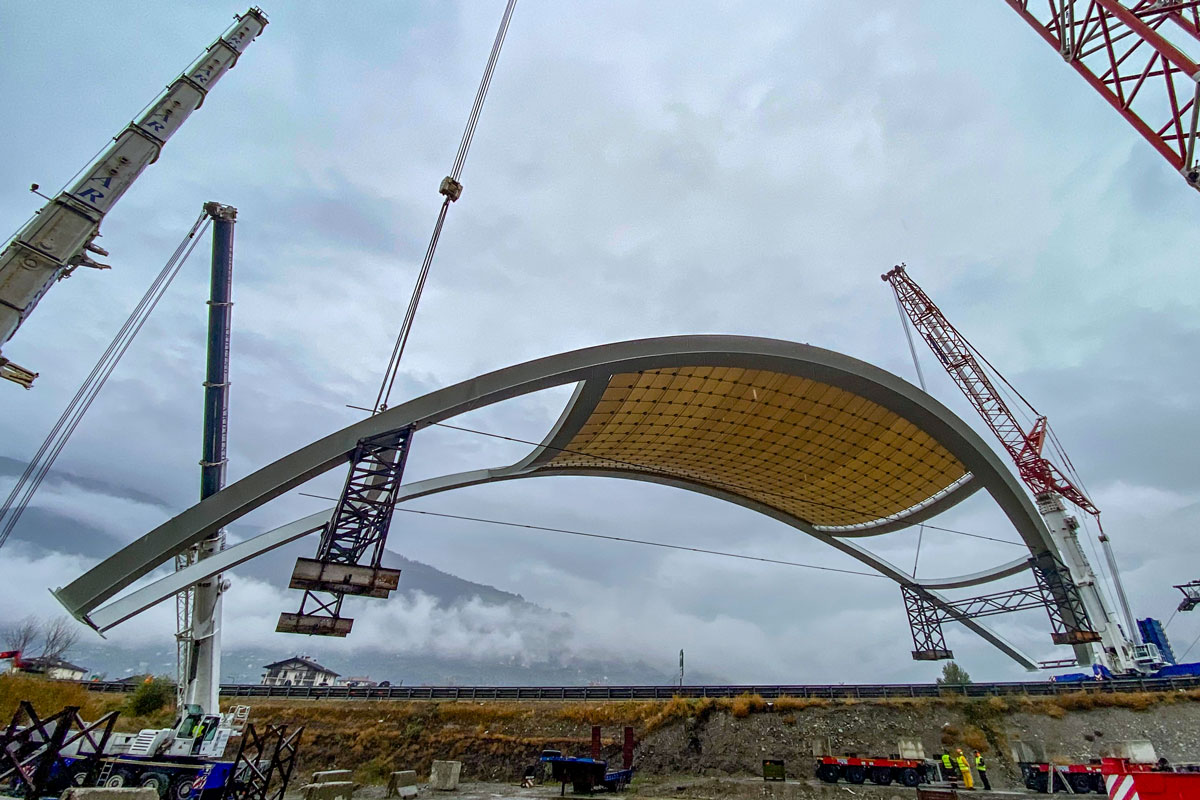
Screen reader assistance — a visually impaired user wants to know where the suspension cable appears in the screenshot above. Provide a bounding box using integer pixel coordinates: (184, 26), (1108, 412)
(0, 213), (211, 553)
(892, 284), (931, 576)
(374, 0), (519, 413)
(296, 492), (884, 579)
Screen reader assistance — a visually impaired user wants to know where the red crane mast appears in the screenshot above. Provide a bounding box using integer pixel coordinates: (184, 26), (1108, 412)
(1000, 0), (1200, 190)
(882, 264), (1099, 517)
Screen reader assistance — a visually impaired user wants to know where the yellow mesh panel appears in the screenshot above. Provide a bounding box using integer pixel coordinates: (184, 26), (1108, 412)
(541, 367), (967, 527)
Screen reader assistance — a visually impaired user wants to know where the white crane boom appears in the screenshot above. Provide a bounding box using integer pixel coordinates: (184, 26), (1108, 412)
(0, 7), (267, 388)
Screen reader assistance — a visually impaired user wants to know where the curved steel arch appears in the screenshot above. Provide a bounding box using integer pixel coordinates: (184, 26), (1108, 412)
(55, 335), (1062, 668)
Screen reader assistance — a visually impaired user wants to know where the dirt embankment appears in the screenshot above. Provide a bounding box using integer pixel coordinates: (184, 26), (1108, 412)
(5, 676), (1197, 788)
(235, 691), (1200, 787)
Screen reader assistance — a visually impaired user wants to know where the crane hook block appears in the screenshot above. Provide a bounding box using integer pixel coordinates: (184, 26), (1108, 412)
(439, 176), (463, 202)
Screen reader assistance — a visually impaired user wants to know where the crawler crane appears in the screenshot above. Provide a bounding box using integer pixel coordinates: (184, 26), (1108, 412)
(883, 264), (1165, 675)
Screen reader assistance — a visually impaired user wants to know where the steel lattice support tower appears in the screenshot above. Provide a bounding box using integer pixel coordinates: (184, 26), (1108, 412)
(1003, 0), (1200, 189)
(277, 428), (412, 636)
(902, 561), (1098, 662)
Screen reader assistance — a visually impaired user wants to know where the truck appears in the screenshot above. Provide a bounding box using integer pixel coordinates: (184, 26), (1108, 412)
(0, 699), (300, 800)
(54, 704), (251, 800)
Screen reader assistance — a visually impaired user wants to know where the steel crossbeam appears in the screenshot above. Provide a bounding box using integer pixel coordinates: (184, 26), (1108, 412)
(277, 428), (414, 637)
(1176, 580), (1200, 611)
(1002, 0), (1200, 189)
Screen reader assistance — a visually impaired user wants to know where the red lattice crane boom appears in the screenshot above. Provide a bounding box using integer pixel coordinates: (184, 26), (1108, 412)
(882, 264), (1099, 517)
(1001, 0), (1200, 190)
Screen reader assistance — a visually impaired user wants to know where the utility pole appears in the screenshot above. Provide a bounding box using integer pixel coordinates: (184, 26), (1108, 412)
(177, 202), (236, 715)
(679, 649), (684, 688)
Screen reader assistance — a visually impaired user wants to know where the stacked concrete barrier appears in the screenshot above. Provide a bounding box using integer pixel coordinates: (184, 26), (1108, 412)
(300, 781), (357, 800)
(387, 770), (418, 798)
(313, 771), (353, 784)
(61, 790), (159, 800)
(429, 761), (462, 791)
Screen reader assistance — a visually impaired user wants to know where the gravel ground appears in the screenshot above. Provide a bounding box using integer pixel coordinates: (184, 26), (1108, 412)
(286, 777), (1048, 800)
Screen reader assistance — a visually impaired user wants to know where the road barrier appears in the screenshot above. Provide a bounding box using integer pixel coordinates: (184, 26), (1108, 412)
(78, 675), (1200, 701)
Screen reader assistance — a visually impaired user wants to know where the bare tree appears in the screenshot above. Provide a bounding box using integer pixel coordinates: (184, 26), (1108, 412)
(39, 616), (79, 662)
(1, 616), (80, 667)
(2, 616), (38, 656)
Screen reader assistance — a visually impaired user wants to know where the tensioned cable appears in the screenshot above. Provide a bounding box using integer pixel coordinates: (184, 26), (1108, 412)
(296, 492), (883, 579)
(0, 213), (211, 553)
(373, 0), (519, 414)
(1163, 607), (1179, 630)
(1180, 626), (1200, 662)
(892, 284), (930, 577)
(429, 421), (1028, 548)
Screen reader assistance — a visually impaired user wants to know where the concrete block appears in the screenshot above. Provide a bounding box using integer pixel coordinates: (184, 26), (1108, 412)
(1102, 740), (1157, 763)
(62, 790), (158, 800)
(898, 738), (926, 760)
(313, 771), (353, 784)
(300, 781), (357, 800)
(387, 771), (418, 798)
(809, 737), (833, 756)
(429, 760), (462, 791)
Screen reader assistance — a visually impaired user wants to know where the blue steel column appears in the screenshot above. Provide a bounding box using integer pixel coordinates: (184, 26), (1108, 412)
(187, 202), (236, 714)
(201, 203), (235, 500)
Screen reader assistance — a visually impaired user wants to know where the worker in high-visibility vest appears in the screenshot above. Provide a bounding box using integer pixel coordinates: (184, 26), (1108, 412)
(941, 752), (955, 781)
(956, 749), (974, 789)
(975, 751), (990, 790)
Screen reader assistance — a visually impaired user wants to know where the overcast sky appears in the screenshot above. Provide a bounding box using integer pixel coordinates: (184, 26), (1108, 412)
(2, 1), (1199, 684)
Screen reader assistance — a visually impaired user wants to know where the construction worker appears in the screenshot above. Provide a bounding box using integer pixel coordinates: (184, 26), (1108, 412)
(957, 749), (974, 789)
(941, 751), (955, 782)
(975, 751), (990, 790)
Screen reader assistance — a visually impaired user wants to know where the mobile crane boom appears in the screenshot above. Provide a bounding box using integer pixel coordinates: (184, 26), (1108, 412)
(0, 7), (267, 388)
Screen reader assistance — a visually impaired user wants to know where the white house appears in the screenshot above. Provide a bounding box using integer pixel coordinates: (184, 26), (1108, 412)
(20, 657), (89, 681)
(260, 656), (339, 687)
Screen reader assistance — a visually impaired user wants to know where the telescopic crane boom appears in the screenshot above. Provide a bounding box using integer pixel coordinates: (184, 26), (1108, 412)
(883, 264), (1150, 673)
(0, 7), (268, 388)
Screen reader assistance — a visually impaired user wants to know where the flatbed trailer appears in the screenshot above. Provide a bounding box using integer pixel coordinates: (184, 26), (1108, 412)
(815, 755), (930, 787)
(1019, 761), (1107, 794)
(540, 755), (632, 794)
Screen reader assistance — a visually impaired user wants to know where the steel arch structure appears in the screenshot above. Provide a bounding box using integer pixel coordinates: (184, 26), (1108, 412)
(55, 335), (1077, 669)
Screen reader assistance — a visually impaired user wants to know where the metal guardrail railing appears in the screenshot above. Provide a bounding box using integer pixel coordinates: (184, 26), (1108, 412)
(79, 675), (1200, 701)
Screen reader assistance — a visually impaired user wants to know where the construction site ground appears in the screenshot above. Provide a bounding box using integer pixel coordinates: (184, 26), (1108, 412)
(282, 778), (1042, 800)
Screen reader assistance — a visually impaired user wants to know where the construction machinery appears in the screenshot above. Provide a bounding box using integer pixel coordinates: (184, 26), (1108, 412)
(1, 200), (302, 800)
(0, 699), (302, 800)
(0, 7), (267, 388)
(884, 264), (1167, 675)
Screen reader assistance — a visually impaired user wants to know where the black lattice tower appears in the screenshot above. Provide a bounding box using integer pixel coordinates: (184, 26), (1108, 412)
(277, 428), (414, 636)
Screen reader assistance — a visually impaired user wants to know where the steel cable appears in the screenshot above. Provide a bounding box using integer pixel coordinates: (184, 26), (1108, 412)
(374, 0), (519, 413)
(0, 213), (211, 553)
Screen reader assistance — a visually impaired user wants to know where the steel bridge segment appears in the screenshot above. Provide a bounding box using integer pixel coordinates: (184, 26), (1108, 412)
(55, 335), (1062, 666)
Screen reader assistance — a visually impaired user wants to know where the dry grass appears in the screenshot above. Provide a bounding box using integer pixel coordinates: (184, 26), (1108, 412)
(0, 674), (176, 732)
